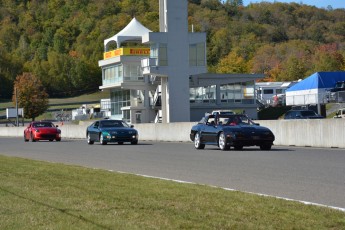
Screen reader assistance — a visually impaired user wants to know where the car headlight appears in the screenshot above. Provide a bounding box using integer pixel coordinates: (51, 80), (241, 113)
(263, 131), (274, 137)
(226, 132), (235, 138)
(227, 131), (243, 139)
(102, 132), (111, 139)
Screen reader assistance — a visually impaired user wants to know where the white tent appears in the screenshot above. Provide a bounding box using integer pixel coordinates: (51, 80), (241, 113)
(104, 18), (152, 50)
(286, 71), (345, 105)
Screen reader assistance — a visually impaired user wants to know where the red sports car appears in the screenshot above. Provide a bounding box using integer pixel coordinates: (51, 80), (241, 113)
(24, 121), (61, 142)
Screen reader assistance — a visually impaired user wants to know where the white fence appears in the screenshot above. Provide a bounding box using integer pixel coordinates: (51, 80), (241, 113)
(286, 91), (345, 106)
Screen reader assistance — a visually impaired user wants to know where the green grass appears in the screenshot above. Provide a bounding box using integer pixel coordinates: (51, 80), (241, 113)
(48, 91), (109, 105)
(0, 91), (109, 109)
(0, 91), (109, 121)
(0, 101), (14, 109)
(327, 111), (337, 118)
(0, 155), (344, 229)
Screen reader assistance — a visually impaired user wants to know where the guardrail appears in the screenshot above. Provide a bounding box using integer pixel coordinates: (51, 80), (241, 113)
(1, 119), (345, 148)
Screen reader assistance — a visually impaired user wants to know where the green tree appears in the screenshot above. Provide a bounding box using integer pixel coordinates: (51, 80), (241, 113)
(200, 0), (222, 11)
(12, 72), (49, 121)
(0, 43), (23, 98)
(278, 56), (307, 81)
(207, 28), (232, 66)
(224, 0), (244, 16)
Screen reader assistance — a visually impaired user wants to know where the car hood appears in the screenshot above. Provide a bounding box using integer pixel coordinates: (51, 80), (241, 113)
(306, 116), (324, 119)
(329, 88), (344, 92)
(33, 127), (59, 133)
(99, 127), (137, 133)
(224, 125), (272, 133)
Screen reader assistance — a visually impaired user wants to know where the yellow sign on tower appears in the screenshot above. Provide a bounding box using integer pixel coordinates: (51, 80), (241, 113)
(104, 48), (150, 59)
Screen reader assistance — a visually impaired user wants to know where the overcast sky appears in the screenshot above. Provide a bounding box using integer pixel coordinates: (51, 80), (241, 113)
(242, 0), (344, 9)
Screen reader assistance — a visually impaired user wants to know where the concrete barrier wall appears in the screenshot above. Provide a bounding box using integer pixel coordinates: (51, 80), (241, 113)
(1, 120), (344, 148)
(257, 119), (345, 148)
(135, 122), (195, 142)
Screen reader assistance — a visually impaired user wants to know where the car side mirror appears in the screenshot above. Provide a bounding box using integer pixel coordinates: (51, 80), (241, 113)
(131, 125), (134, 128)
(56, 125), (59, 128)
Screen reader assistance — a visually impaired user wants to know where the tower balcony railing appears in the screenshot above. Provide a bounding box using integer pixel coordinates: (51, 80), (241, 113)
(141, 57), (158, 71)
(102, 75), (144, 87)
(141, 57), (168, 76)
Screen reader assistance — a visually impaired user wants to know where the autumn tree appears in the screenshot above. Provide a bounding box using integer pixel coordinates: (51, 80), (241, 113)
(311, 44), (345, 72)
(216, 50), (249, 73)
(12, 72), (49, 121)
(251, 44), (278, 74)
(0, 0), (345, 98)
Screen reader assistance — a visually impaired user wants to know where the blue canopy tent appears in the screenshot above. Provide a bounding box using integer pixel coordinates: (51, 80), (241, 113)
(286, 72), (345, 105)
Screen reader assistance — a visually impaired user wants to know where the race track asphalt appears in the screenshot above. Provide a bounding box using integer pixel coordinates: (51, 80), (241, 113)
(1, 137), (345, 210)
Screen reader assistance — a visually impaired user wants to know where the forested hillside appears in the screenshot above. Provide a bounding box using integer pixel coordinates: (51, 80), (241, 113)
(0, 0), (344, 99)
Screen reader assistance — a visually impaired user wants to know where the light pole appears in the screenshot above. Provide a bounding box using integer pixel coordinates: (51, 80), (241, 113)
(15, 87), (19, 127)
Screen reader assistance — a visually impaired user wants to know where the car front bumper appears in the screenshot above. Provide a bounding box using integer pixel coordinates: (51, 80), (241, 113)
(102, 133), (138, 143)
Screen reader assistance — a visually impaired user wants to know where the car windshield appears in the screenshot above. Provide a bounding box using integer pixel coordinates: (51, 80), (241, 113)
(300, 111), (317, 116)
(335, 82), (345, 88)
(33, 122), (55, 128)
(216, 115), (254, 126)
(100, 120), (129, 128)
(212, 110), (234, 115)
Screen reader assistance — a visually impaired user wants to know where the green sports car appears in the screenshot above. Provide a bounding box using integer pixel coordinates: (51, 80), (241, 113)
(86, 119), (138, 145)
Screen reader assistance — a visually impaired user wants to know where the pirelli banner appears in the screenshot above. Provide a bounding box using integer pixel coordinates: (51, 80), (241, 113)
(104, 48), (150, 59)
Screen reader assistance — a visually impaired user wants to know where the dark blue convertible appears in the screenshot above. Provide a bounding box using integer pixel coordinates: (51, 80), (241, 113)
(86, 119), (138, 145)
(190, 114), (275, 150)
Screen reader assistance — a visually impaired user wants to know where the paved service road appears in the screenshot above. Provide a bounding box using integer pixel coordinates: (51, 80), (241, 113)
(1, 137), (345, 210)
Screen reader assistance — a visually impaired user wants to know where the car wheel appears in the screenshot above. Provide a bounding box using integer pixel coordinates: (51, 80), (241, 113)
(260, 144), (272, 150)
(131, 140), (138, 145)
(56, 138), (61, 142)
(24, 133), (29, 142)
(100, 134), (107, 145)
(49, 139), (53, 142)
(194, 132), (205, 149)
(87, 133), (94, 145)
(234, 145), (243, 150)
(218, 132), (230, 151)
(30, 133), (36, 142)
